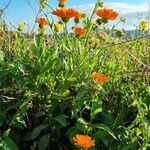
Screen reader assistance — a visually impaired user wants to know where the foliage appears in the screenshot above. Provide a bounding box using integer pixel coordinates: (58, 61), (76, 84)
(0, 0), (150, 150)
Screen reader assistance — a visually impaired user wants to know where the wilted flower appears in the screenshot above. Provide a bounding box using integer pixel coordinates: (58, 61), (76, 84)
(92, 72), (109, 83)
(12, 32), (18, 39)
(98, 32), (109, 41)
(73, 134), (95, 150)
(96, 8), (118, 23)
(139, 20), (148, 31)
(0, 26), (4, 33)
(115, 29), (124, 38)
(52, 8), (77, 22)
(74, 26), (86, 37)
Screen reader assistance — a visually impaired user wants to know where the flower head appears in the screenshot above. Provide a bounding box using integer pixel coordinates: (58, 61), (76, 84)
(73, 134), (95, 150)
(18, 22), (26, 31)
(36, 18), (48, 26)
(58, 0), (67, 4)
(92, 72), (109, 83)
(96, 8), (118, 22)
(38, 27), (46, 35)
(74, 26), (86, 37)
(59, 0), (67, 2)
(139, 20), (148, 31)
(54, 23), (63, 32)
(52, 8), (77, 22)
(58, 0), (68, 7)
(74, 11), (85, 23)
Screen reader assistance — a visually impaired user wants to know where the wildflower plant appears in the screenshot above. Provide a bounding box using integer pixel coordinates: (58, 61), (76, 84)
(0, 0), (150, 150)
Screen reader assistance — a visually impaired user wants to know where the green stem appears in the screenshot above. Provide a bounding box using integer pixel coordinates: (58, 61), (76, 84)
(84, 1), (99, 45)
(37, 0), (61, 43)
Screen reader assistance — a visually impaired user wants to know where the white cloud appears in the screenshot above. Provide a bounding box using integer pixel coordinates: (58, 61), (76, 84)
(75, 2), (149, 30)
(106, 2), (148, 14)
(76, 2), (149, 15)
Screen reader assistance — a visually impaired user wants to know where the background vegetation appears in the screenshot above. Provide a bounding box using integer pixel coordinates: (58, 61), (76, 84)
(0, 0), (150, 149)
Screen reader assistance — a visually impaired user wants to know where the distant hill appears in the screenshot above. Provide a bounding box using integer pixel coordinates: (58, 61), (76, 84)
(125, 29), (148, 39)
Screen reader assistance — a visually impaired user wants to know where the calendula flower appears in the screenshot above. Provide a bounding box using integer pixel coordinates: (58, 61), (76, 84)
(59, 0), (67, 3)
(54, 23), (63, 32)
(18, 22), (26, 31)
(96, 8), (118, 22)
(74, 26), (86, 37)
(92, 72), (109, 83)
(73, 134), (95, 150)
(38, 27), (46, 35)
(58, 0), (67, 7)
(52, 8), (77, 22)
(139, 20), (148, 31)
(74, 11), (85, 23)
(36, 18), (48, 26)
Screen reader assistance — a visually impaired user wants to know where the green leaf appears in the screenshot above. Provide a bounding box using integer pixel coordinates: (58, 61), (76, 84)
(93, 130), (108, 140)
(31, 124), (48, 140)
(12, 113), (26, 128)
(67, 76), (76, 82)
(19, 101), (28, 114)
(54, 114), (68, 127)
(38, 134), (50, 150)
(3, 137), (19, 150)
(129, 99), (138, 107)
(76, 118), (89, 132)
(67, 127), (80, 141)
(91, 100), (103, 119)
(0, 114), (5, 126)
(93, 124), (117, 140)
(91, 108), (102, 119)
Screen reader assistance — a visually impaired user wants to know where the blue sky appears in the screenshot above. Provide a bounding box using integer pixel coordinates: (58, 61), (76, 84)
(0, 0), (149, 30)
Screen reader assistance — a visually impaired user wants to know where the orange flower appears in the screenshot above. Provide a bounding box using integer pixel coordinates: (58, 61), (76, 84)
(73, 134), (95, 150)
(36, 18), (48, 26)
(96, 8), (118, 21)
(74, 26), (86, 36)
(58, 0), (67, 7)
(74, 11), (83, 20)
(58, 0), (67, 3)
(92, 72), (109, 83)
(74, 11), (85, 23)
(52, 8), (77, 22)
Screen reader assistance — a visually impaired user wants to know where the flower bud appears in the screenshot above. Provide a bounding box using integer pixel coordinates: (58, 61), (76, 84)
(39, 0), (48, 9)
